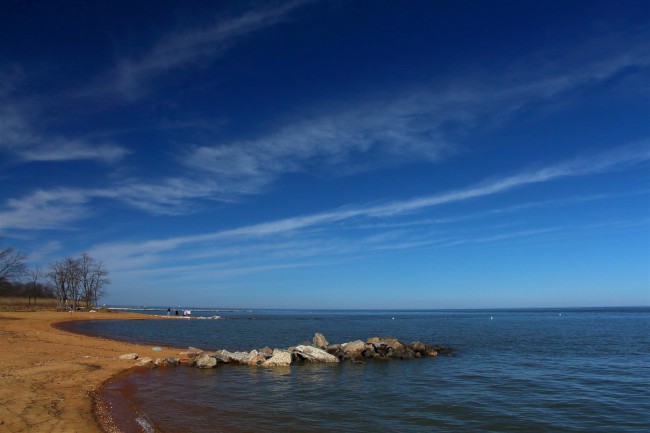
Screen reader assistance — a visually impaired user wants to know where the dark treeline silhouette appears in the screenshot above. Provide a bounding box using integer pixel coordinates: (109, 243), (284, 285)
(0, 280), (55, 302)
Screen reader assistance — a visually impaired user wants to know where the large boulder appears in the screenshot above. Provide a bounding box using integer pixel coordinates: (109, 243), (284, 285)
(362, 344), (377, 358)
(376, 338), (406, 352)
(292, 345), (339, 363)
(247, 350), (267, 366)
(262, 349), (292, 367)
(213, 351), (232, 364)
(326, 344), (342, 358)
(341, 340), (366, 358)
(196, 354), (217, 368)
(313, 333), (329, 348)
(215, 350), (253, 364)
(372, 338), (406, 358)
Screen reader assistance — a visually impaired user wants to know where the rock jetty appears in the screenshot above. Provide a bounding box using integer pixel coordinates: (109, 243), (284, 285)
(118, 333), (452, 370)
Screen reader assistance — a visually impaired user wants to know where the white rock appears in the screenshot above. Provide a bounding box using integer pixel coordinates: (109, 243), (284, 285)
(293, 345), (339, 363)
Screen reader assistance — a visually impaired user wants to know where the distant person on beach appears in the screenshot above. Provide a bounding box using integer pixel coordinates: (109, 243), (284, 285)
(167, 308), (171, 316)
(175, 309), (179, 316)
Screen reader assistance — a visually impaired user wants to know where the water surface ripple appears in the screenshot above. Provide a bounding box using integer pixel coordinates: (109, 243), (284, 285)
(68, 308), (650, 432)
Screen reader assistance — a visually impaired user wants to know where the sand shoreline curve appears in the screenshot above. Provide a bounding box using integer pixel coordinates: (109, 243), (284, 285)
(0, 310), (180, 433)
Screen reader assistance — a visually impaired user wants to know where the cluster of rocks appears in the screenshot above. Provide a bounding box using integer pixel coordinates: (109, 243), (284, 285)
(118, 333), (452, 369)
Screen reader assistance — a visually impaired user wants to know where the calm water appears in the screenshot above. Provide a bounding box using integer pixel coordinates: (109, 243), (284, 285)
(65, 308), (650, 432)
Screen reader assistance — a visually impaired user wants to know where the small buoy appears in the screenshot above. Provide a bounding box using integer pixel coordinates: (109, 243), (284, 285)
(392, 317), (395, 320)
(490, 316), (493, 320)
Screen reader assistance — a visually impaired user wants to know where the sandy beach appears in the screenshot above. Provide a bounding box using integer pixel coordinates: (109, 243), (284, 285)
(0, 310), (179, 433)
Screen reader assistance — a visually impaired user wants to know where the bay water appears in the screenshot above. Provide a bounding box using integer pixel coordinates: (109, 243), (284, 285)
(63, 308), (650, 432)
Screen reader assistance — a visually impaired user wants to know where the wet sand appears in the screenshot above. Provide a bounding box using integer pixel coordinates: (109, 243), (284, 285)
(0, 310), (180, 433)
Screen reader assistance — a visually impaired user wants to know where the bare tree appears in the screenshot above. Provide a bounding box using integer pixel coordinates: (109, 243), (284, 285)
(48, 257), (81, 310)
(79, 253), (110, 308)
(48, 260), (68, 309)
(64, 257), (81, 309)
(28, 268), (42, 306)
(0, 246), (27, 288)
(49, 254), (110, 310)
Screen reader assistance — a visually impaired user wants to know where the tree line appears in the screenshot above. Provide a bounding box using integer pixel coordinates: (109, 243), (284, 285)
(0, 245), (110, 310)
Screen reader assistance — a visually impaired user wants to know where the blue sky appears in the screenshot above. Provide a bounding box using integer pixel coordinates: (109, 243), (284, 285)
(1, 0), (648, 309)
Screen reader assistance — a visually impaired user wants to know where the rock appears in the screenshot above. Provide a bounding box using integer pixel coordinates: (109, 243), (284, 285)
(341, 340), (366, 358)
(372, 342), (390, 357)
(196, 354), (217, 368)
(366, 337), (381, 344)
(378, 338), (406, 352)
(326, 344), (342, 358)
(212, 351), (231, 364)
(292, 345), (339, 363)
(362, 345), (377, 358)
(178, 357), (195, 366)
(135, 357), (154, 367)
(119, 353), (138, 360)
(262, 349), (292, 367)
(260, 346), (273, 356)
(371, 338), (406, 358)
(408, 341), (426, 352)
(230, 351), (253, 364)
(160, 358), (179, 367)
(247, 350), (266, 366)
(215, 350), (252, 364)
(313, 333), (329, 348)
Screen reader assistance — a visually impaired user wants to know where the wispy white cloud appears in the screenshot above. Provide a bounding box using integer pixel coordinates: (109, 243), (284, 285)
(0, 107), (129, 164)
(0, 188), (92, 230)
(113, 0), (311, 97)
(81, 142), (650, 270)
(183, 40), (650, 196)
(0, 178), (217, 231)
(2, 140), (646, 234)
(13, 140), (128, 163)
(184, 97), (456, 193)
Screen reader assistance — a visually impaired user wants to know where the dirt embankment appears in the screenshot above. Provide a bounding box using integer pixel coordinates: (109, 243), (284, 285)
(0, 310), (178, 433)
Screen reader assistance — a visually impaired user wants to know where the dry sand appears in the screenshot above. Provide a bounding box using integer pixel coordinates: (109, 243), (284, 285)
(0, 310), (180, 433)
